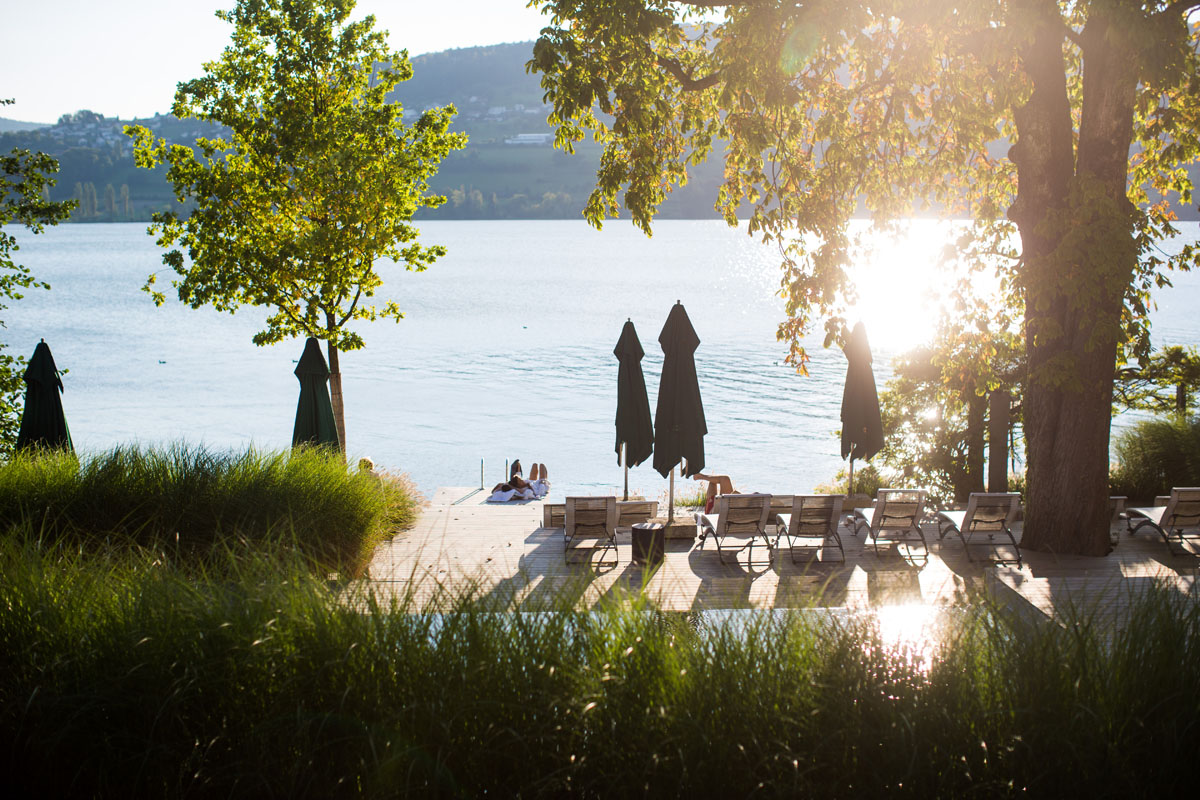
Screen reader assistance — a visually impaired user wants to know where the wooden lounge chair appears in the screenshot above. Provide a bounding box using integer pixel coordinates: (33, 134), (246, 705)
(849, 489), (928, 557)
(544, 499), (660, 531)
(1109, 495), (1128, 544)
(936, 492), (1022, 567)
(564, 496), (619, 556)
(616, 500), (659, 529)
(1127, 487), (1200, 550)
(776, 494), (845, 563)
(695, 493), (773, 565)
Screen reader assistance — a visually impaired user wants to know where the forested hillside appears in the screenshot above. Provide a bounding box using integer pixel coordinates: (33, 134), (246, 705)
(0, 42), (727, 222)
(2, 40), (1192, 222)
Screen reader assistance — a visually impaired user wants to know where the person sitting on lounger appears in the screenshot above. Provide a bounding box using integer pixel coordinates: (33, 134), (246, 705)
(692, 472), (749, 514)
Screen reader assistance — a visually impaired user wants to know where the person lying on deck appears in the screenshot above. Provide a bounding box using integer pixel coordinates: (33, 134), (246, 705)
(488, 462), (551, 502)
(692, 472), (755, 514)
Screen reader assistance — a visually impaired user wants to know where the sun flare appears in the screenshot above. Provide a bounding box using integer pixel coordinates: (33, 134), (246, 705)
(844, 221), (983, 355)
(873, 603), (943, 674)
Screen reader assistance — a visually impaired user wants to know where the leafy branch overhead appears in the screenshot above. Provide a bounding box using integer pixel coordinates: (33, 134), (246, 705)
(528, 0), (1200, 365)
(1, 97), (75, 453)
(528, 0), (1200, 556)
(126, 0), (467, 354)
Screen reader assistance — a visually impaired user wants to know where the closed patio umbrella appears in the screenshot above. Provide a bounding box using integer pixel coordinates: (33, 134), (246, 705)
(16, 339), (73, 453)
(841, 321), (883, 495)
(292, 337), (340, 451)
(653, 301), (706, 521)
(614, 318), (654, 500)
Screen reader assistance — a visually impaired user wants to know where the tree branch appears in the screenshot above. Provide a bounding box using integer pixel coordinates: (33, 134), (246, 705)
(656, 55), (722, 91)
(1159, 1), (1200, 20)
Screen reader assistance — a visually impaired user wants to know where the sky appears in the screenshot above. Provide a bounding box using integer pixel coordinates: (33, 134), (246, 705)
(1, 0), (550, 124)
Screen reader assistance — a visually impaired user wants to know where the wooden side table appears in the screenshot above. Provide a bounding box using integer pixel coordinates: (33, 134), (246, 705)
(631, 522), (665, 567)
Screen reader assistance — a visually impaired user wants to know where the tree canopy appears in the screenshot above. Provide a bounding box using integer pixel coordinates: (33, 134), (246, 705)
(1, 98), (74, 453)
(1115, 344), (1200, 415)
(529, 0), (1200, 554)
(128, 0), (466, 450)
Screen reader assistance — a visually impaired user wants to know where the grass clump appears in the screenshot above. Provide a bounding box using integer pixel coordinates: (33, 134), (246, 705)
(3, 537), (1200, 797)
(1110, 415), (1200, 502)
(0, 444), (417, 574)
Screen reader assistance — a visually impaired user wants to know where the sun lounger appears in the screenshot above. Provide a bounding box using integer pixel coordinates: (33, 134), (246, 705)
(767, 494), (794, 532)
(564, 496), (619, 557)
(1109, 496), (1128, 544)
(1127, 487), (1200, 550)
(776, 494), (845, 563)
(849, 488), (928, 557)
(544, 500), (659, 530)
(617, 500), (659, 528)
(936, 492), (1022, 567)
(695, 493), (773, 565)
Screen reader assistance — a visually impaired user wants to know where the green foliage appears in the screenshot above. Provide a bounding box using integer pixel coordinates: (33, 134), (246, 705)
(0, 445), (417, 575)
(528, 1), (1200, 550)
(528, 0), (1200, 363)
(0, 97), (75, 454)
(1110, 416), (1200, 503)
(4, 546), (1200, 796)
(812, 462), (887, 499)
(1115, 344), (1200, 416)
(125, 0), (467, 354)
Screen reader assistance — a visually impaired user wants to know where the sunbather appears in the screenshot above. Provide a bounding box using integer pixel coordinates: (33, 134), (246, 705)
(692, 472), (752, 514)
(488, 461), (552, 502)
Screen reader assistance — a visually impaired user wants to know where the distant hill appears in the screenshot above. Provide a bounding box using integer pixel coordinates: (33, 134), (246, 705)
(0, 117), (50, 133)
(399, 42), (546, 113)
(2, 41), (1194, 223)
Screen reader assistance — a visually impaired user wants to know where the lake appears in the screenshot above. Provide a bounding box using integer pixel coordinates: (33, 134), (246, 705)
(4, 220), (1198, 502)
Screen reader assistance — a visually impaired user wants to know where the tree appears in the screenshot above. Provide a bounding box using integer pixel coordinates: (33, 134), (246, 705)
(82, 182), (97, 218)
(103, 183), (116, 220)
(528, 0), (1200, 555)
(877, 321), (1024, 506)
(1115, 344), (1200, 415)
(127, 0), (466, 451)
(1, 98), (74, 453)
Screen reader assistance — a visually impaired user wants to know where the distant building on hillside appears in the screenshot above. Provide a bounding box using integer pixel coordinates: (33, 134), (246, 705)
(504, 133), (553, 146)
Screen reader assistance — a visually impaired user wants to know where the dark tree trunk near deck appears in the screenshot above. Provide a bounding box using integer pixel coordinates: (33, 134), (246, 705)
(988, 388), (1010, 493)
(961, 391), (987, 503)
(1009, 2), (1136, 555)
(326, 338), (347, 457)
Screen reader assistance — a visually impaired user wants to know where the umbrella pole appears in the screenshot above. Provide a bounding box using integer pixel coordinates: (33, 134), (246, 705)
(668, 467), (675, 523)
(848, 457), (855, 497)
(622, 443), (629, 501)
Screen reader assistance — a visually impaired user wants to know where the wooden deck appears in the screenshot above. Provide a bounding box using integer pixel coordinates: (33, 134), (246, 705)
(366, 487), (1199, 618)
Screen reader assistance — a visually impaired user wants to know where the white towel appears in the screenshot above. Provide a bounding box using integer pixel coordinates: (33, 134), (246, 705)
(486, 488), (516, 503)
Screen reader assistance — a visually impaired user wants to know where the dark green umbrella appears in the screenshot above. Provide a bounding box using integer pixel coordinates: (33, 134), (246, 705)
(292, 337), (340, 450)
(614, 318), (654, 500)
(653, 302), (706, 521)
(16, 340), (73, 453)
(840, 322), (883, 494)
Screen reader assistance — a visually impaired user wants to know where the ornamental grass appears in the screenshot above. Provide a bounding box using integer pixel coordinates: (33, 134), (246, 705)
(2, 535), (1199, 798)
(0, 445), (417, 575)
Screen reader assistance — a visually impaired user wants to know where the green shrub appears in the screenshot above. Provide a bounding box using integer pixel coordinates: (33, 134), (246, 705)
(1110, 416), (1200, 503)
(2, 539), (1200, 797)
(0, 444), (418, 574)
(812, 462), (888, 499)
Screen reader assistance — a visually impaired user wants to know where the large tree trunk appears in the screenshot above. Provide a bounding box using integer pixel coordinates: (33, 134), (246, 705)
(1010, 3), (1137, 556)
(326, 338), (347, 457)
(988, 388), (1010, 493)
(961, 391), (987, 503)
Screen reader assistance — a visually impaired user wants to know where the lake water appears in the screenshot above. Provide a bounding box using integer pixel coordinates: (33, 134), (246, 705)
(4, 220), (1199, 502)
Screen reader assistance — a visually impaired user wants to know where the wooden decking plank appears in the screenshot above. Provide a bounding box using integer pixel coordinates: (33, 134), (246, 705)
(367, 488), (1196, 619)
